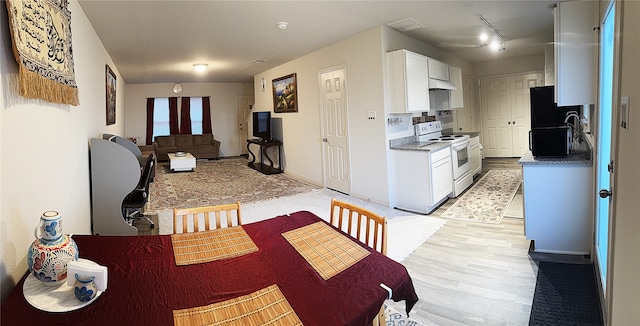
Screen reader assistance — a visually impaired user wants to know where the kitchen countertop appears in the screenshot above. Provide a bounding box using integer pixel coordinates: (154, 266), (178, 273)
(448, 131), (481, 138)
(518, 138), (592, 166)
(389, 135), (450, 152)
(391, 141), (450, 152)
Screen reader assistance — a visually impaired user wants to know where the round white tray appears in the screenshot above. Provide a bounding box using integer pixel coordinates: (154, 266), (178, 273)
(23, 258), (103, 312)
(175, 151), (186, 157)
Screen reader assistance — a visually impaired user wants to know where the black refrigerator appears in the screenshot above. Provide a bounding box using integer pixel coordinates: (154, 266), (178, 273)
(529, 86), (580, 157)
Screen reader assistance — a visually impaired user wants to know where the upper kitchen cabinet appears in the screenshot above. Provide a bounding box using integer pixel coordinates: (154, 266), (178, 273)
(386, 49), (430, 113)
(449, 66), (464, 109)
(554, 0), (597, 106)
(427, 58), (449, 81)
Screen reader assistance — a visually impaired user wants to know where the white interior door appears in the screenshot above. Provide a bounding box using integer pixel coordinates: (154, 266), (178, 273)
(320, 67), (350, 194)
(481, 77), (513, 157)
(595, 1), (616, 293)
(510, 73), (542, 156)
(237, 96), (254, 155)
(481, 73), (542, 157)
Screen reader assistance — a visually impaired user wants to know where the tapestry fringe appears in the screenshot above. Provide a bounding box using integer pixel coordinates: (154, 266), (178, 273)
(19, 66), (80, 106)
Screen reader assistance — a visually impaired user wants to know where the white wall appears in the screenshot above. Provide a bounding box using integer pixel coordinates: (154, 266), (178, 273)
(608, 1), (640, 324)
(124, 83), (253, 156)
(253, 27), (387, 203)
(0, 1), (123, 301)
(473, 54), (545, 78)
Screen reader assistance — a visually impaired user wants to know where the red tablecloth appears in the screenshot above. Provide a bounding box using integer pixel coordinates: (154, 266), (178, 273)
(1, 211), (418, 325)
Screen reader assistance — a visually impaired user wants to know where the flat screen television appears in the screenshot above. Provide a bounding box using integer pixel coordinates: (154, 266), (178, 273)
(252, 111), (271, 141)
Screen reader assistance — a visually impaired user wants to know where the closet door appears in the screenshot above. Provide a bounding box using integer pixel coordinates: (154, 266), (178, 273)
(480, 73), (542, 157)
(480, 77), (513, 157)
(510, 73), (543, 156)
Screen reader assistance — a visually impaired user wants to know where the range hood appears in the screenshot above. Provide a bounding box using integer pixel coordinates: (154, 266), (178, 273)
(429, 78), (457, 91)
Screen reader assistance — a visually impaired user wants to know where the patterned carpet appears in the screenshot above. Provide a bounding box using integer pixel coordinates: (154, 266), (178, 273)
(385, 305), (426, 326)
(441, 169), (522, 224)
(149, 158), (320, 210)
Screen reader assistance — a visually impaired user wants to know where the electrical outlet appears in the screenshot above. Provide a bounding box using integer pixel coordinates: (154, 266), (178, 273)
(367, 110), (376, 120)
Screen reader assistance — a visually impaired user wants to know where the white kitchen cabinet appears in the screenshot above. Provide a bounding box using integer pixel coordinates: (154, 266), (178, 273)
(386, 49), (430, 113)
(522, 163), (593, 254)
(449, 66), (464, 109)
(554, 0), (597, 105)
(427, 58), (449, 81)
(391, 146), (452, 214)
(469, 136), (482, 177)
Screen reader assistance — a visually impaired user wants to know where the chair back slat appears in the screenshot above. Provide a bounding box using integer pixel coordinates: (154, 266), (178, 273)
(329, 198), (388, 256)
(173, 202), (242, 234)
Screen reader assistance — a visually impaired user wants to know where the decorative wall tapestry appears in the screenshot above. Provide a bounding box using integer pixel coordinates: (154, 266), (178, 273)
(6, 0), (80, 106)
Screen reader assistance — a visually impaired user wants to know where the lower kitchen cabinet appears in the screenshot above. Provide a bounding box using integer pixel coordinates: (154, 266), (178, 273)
(469, 135), (482, 177)
(521, 161), (593, 254)
(391, 146), (452, 214)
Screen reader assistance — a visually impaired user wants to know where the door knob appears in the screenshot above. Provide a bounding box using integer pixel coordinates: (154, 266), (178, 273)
(512, 121), (516, 124)
(508, 121), (511, 125)
(599, 189), (612, 198)
(322, 138), (328, 142)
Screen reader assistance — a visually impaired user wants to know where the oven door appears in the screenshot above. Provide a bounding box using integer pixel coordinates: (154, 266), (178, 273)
(450, 139), (471, 180)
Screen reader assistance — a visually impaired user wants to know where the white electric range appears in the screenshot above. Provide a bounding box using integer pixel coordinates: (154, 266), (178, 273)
(416, 122), (473, 198)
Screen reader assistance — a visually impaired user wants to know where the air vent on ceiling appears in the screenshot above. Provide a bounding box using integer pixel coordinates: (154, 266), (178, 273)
(251, 59), (267, 64)
(388, 18), (424, 32)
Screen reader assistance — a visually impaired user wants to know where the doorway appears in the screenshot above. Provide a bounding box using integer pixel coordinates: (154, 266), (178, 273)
(319, 66), (351, 194)
(595, 0), (616, 295)
(237, 96), (254, 156)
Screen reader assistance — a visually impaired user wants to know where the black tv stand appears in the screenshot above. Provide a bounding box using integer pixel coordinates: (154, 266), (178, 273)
(246, 139), (283, 175)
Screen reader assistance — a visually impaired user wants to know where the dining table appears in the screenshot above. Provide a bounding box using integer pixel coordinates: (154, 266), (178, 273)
(1, 211), (418, 325)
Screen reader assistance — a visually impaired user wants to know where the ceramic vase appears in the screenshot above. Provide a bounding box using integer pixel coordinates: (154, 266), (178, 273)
(27, 211), (79, 286)
(73, 274), (97, 302)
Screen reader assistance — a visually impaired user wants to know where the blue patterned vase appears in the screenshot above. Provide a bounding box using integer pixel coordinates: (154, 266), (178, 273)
(73, 274), (97, 302)
(27, 211), (79, 286)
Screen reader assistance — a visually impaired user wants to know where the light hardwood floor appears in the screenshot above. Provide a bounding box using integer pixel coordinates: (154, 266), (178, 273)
(387, 158), (538, 325)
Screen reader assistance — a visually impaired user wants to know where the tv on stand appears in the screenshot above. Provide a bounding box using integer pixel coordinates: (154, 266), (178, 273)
(252, 111), (271, 142)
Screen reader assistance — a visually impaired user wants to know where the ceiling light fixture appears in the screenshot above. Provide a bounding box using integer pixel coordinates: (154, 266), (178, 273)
(276, 22), (288, 30)
(193, 64), (208, 72)
(478, 15), (506, 52)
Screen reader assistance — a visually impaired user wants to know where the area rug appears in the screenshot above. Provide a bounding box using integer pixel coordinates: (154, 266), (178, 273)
(529, 262), (603, 325)
(149, 158), (320, 210)
(504, 193), (524, 219)
(157, 188), (446, 263)
(385, 304), (426, 326)
(441, 169), (521, 224)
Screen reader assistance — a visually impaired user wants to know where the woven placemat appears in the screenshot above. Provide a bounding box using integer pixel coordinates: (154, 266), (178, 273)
(170, 226), (258, 266)
(282, 221), (370, 280)
(173, 284), (302, 326)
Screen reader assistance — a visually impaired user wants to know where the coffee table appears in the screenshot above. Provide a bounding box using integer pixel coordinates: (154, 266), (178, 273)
(168, 153), (196, 172)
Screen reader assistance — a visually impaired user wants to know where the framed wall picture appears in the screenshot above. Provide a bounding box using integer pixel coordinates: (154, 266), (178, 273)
(272, 73), (298, 113)
(105, 64), (116, 125)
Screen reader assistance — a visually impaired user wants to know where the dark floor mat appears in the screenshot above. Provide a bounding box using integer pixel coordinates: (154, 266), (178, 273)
(529, 261), (603, 325)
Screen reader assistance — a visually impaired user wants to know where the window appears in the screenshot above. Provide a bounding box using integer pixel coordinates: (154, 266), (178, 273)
(190, 97), (203, 134)
(147, 96), (210, 141)
(152, 98), (170, 140)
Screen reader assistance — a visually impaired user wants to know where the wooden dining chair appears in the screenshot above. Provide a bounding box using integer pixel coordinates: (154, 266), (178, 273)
(329, 198), (388, 326)
(329, 198), (388, 256)
(173, 201), (242, 234)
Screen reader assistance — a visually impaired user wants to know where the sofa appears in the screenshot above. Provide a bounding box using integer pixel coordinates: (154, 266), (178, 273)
(153, 134), (220, 161)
